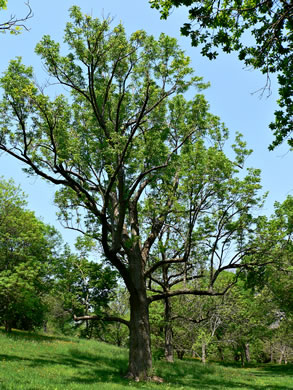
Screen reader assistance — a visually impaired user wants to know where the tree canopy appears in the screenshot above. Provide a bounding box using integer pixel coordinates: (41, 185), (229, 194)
(150, 0), (293, 149)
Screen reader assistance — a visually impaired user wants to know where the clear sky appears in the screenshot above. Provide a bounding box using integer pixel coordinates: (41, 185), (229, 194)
(1, 0), (292, 247)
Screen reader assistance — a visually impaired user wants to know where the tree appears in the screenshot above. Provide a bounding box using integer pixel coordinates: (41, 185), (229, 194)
(91, 286), (130, 346)
(0, 178), (58, 332)
(150, 0), (293, 149)
(0, 1), (32, 34)
(243, 196), (293, 364)
(50, 239), (118, 336)
(264, 196), (293, 315)
(168, 274), (232, 363)
(0, 7), (268, 380)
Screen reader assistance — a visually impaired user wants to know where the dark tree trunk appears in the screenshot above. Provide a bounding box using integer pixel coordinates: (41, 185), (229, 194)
(217, 345), (225, 361)
(240, 350), (245, 367)
(234, 351), (239, 362)
(176, 350), (185, 359)
(127, 290), (152, 380)
(164, 298), (174, 362)
(4, 320), (12, 333)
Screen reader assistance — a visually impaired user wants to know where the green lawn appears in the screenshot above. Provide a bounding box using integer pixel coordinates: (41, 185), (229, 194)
(0, 329), (292, 390)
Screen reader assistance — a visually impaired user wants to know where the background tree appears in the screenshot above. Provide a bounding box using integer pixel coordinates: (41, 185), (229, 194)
(49, 239), (118, 336)
(0, 178), (58, 332)
(0, 7), (270, 380)
(91, 286), (130, 346)
(242, 196), (293, 363)
(150, 0), (293, 149)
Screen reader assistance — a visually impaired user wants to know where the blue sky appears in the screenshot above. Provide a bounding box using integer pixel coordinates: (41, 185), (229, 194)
(1, 0), (292, 247)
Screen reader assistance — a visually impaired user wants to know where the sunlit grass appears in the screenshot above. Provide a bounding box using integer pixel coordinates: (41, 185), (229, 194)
(0, 328), (292, 389)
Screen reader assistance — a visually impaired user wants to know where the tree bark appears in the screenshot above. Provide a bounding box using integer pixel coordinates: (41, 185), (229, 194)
(270, 343), (274, 363)
(127, 289), (152, 380)
(202, 342), (206, 364)
(278, 346), (286, 365)
(244, 343), (250, 363)
(164, 298), (174, 362)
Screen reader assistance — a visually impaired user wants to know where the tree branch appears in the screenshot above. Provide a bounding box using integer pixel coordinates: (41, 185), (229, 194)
(73, 313), (130, 329)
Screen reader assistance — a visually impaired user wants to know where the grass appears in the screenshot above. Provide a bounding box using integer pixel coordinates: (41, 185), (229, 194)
(0, 329), (292, 390)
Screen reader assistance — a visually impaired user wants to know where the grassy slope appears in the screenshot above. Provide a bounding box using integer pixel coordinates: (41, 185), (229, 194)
(0, 329), (292, 390)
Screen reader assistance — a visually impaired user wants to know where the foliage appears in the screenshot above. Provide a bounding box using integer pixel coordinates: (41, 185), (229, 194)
(91, 287), (130, 346)
(156, 257), (293, 365)
(51, 249), (118, 318)
(0, 0), (7, 10)
(0, 178), (59, 331)
(43, 238), (118, 336)
(150, 0), (293, 148)
(263, 196), (293, 314)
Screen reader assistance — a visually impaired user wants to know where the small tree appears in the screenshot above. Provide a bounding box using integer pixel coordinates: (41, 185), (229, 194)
(0, 7), (268, 380)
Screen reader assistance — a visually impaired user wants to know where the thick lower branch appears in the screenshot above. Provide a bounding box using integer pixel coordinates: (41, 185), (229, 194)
(73, 314), (130, 329)
(171, 315), (207, 324)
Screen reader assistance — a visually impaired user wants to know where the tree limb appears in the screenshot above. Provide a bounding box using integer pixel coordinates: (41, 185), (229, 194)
(73, 314), (130, 329)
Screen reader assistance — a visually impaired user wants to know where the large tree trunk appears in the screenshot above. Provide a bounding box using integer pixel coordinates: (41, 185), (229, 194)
(127, 289), (152, 381)
(164, 298), (174, 362)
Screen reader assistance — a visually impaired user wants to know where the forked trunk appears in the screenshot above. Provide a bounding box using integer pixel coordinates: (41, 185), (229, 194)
(127, 291), (152, 381)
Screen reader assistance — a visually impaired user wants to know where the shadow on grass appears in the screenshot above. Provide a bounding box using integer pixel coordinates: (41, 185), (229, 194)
(1, 349), (293, 389)
(216, 360), (293, 376)
(0, 346), (129, 387)
(0, 328), (76, 344)
(1, 329), (293, 389)
(254, 363), (293, 376)
(155, 359), (293, 390)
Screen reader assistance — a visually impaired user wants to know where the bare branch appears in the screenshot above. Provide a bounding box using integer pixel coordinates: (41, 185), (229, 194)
(145, 258), (186, 278)
(149, 281), (236, 303)
(0, 2), (32, 32)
